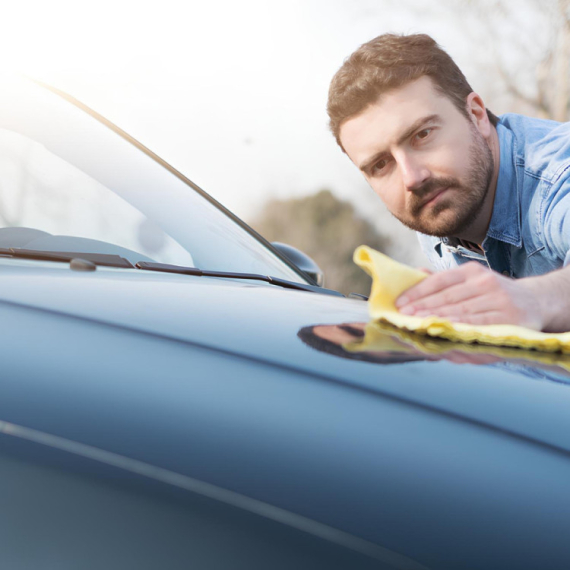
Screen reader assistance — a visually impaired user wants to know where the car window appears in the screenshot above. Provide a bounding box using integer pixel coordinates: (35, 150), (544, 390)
(0, 127), (193, 266)
(0, 76), (308, 282)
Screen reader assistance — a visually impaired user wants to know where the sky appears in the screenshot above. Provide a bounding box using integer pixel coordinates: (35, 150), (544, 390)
(0, 0), (497, 263)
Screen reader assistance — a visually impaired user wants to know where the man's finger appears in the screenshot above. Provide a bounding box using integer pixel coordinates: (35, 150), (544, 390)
(448, 311), (509, 326)
(396, 267), (469, 307)
(396, 262), (487, 308)
(400, 282), (482, 314)
(412, 294), (499, 318)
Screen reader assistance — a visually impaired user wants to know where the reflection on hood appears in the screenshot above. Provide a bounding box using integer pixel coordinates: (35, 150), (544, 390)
(344, 320), (570, 384)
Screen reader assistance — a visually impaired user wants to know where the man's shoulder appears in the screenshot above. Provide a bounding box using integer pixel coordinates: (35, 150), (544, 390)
(499, 113), (570, 182)
(499, 112), (563, 136)
(500, 116), (570, 266)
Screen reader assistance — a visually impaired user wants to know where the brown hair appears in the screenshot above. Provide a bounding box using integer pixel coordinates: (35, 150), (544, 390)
(327, 33), (498, 149)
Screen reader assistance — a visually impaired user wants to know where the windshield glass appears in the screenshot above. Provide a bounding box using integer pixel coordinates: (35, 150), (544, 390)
(0, 127), (193, 265)
(0, 76), (308, 282)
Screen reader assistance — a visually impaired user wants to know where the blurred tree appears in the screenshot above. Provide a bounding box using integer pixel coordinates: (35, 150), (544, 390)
(250, 189), (391, 296)
(441, 0), (570, 120)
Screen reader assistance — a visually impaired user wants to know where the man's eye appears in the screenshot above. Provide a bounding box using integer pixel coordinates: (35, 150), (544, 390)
(416, 128), (432, 140)
(372, 158), (388, 174)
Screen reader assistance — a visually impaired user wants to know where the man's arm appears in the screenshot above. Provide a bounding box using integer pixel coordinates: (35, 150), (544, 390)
(395, 261), (570, 332)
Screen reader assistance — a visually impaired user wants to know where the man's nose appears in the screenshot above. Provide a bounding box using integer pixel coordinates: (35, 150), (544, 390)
(398, 154), (431, 190)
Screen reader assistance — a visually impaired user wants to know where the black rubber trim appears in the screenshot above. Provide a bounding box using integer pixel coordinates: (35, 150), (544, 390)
(0, 248), (134, 268)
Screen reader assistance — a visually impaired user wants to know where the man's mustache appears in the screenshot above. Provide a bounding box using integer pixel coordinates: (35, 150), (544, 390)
(410, 177), (459, 214)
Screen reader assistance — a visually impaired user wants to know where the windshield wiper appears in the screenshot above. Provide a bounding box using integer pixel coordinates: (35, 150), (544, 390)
(0, 248), (345, 296)
(136, 261), (345, 297)
(0, 248), (134, 268)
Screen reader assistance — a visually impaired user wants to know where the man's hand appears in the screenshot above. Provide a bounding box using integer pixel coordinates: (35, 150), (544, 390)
(395, 261), (546, 330)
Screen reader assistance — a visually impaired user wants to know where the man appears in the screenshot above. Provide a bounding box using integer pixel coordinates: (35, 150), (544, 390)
(327, 33), (570, 333)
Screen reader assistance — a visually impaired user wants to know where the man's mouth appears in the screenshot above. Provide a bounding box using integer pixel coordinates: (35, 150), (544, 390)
(420, 186), (449, 208)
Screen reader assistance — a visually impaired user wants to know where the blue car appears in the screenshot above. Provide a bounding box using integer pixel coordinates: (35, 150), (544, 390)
(0, 76), (570, 570)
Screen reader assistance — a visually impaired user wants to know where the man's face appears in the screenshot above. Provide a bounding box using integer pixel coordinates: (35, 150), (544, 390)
(339, 76), (494, 237)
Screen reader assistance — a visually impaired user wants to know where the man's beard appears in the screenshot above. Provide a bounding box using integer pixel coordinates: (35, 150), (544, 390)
(393, 125), (494, 238)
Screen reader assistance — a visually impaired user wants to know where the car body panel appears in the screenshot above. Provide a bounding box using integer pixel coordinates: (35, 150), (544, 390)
(0, 290), (569, 569)
(0, 257), (569, 459)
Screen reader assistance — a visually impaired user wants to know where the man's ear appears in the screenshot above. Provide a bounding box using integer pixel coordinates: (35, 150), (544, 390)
(466, 92), (492, 137)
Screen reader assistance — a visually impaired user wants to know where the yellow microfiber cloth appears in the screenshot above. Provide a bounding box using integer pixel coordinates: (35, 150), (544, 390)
(354, 245), (570, 353)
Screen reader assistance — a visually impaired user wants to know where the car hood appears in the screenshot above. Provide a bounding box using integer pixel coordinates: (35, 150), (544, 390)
(2, 259), (570, 453)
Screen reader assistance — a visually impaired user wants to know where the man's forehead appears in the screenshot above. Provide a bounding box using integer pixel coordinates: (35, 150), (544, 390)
(339, 76), (449, 160)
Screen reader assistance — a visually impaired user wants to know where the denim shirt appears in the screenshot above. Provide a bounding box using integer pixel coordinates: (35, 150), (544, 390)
(417, 113), (570, 278)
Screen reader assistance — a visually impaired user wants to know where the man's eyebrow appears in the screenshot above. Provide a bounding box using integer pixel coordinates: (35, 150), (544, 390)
(359, 114), (441, 172)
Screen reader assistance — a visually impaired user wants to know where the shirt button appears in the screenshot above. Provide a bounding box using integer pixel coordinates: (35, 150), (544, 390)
(502, 270), (510, 276)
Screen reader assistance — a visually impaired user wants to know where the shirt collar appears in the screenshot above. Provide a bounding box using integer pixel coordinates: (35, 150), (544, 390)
(431, 120), (522, 255)
(484, 122), (522, 248)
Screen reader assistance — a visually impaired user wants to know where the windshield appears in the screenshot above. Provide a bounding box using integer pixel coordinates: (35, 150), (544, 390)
(0, 76), (309, 282)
